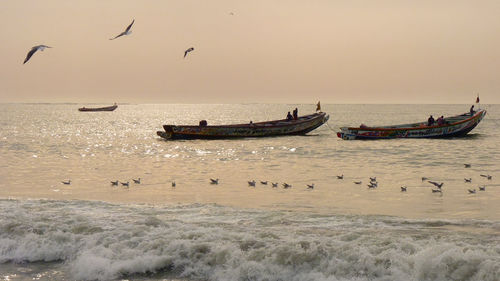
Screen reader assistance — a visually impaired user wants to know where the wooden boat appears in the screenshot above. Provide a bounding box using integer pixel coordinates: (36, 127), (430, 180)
(337, 109), (486, 140)
(78, 104), (117, 112)
(157, 112), (329, 140)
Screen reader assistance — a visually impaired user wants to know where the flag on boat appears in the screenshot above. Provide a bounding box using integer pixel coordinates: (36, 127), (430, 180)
(476, 95), (480, 103)
(316, 101), (321, 112)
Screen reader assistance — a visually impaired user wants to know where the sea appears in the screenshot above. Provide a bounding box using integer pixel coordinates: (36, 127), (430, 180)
(0, 103), (499, 281)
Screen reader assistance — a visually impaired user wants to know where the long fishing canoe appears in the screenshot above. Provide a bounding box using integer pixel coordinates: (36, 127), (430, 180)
(157, 112), (329, 140)
(337, 109), (486, 140)
(78, 104), (118, 112)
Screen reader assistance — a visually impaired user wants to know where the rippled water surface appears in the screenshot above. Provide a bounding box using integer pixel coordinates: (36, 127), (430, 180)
(0, 103), (499, 280)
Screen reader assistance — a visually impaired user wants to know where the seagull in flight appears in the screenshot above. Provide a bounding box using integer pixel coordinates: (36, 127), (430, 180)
(428, 181), (443, 188)
(110, 19), (135, 40)
(480, 174), (492, 180)
(401, 186), (407, 192)
(210, 178), (219, 185)
(184, 47), (194, 58)
(23, 45), (52, 64)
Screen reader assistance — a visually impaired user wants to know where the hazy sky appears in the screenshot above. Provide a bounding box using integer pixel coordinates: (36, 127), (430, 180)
(1, 0), (499, 104)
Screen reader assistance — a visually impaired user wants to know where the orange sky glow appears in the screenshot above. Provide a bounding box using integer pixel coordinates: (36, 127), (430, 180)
(1, 0), (499, 104)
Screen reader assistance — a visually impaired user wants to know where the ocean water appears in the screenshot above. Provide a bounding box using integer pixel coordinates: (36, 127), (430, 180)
(0, 103), (499, 281)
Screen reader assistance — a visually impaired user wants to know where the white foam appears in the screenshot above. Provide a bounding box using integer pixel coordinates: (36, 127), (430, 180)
(0, 199), (499, 281)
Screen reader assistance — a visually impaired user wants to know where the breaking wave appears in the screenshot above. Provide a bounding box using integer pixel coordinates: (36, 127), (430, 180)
(0, 199), (499, 281)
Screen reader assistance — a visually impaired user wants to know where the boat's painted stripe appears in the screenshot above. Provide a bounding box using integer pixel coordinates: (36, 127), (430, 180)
(345, 110), (485, 132)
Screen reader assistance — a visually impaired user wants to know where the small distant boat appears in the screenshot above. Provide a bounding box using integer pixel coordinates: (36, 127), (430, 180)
(337, 109), (486, 140)
(157, 112), (329, 140)
(78, 104), (117, 112)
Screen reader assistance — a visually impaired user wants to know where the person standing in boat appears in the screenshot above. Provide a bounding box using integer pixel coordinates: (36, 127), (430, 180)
(470, 105), (475, 116)
(437, 116), (445, 125)
(293, 108), (298, 120)
(427, 115), (435, 126)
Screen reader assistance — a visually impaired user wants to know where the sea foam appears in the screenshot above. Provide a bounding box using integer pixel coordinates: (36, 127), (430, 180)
(0, 199), (499, 281)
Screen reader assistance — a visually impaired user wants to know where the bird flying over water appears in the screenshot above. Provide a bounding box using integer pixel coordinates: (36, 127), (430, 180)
(210, 178), (219, 184)
(271, 182), (278, 187)
(464, 164), (471, 168)
(110, 180), (118, 186)
(464, 178), (472, 183)
(248, 180), (256, 187)
(23, 45), (52, 64)
(110, 19), (135, 40)
(184, 47), (194, 58)
(61, 180), (71, 185)
(428, 181), (443, 188)
(401, 186), (407, 192)
(133, 178), (141, 184)
(480, 174), (492, 180)
(307, 184), (314, 189)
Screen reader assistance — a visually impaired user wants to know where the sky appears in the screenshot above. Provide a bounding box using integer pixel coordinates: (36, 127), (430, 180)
(1, 0), (499, 104)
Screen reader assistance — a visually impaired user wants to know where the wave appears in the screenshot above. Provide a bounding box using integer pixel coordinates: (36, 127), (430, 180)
(0, 199), (499, 281)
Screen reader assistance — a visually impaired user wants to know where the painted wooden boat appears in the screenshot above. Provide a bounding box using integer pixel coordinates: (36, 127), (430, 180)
(157, 112), (329, 140)
(78, 104), (117, 112)
(337, 109), (486, 140)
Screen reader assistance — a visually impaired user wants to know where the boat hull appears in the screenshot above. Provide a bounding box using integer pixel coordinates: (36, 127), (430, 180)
(157, 112), (329, 140)
(78, 105), (117, 112)
(337, 110), (486, 140)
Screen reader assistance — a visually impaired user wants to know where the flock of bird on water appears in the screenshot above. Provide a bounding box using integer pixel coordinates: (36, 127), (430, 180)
(23, 19), (195, 64)
(60, 163), (493, 195)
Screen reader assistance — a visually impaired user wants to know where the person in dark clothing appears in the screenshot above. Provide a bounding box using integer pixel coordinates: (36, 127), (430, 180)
(286, 111), (293, 121)
(470, 105), (475, 116)
(427, 115), (435, 126)
(292, 108), (298, 120)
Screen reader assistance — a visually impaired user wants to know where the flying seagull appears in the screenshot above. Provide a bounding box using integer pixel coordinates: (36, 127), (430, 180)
(210, 178), (219, 185)
(480, 174), (492, 180)
(428, 181), (443, 188)
(23, 45), (52, 64)
(110, 19), (135, 40)
(184, 47), (194, 58)
(61, 180), (71, 185)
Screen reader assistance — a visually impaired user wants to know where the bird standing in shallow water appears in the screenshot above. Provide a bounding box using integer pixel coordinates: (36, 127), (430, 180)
(23, 45), (52, 64)
(110, 19), (135, 40)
